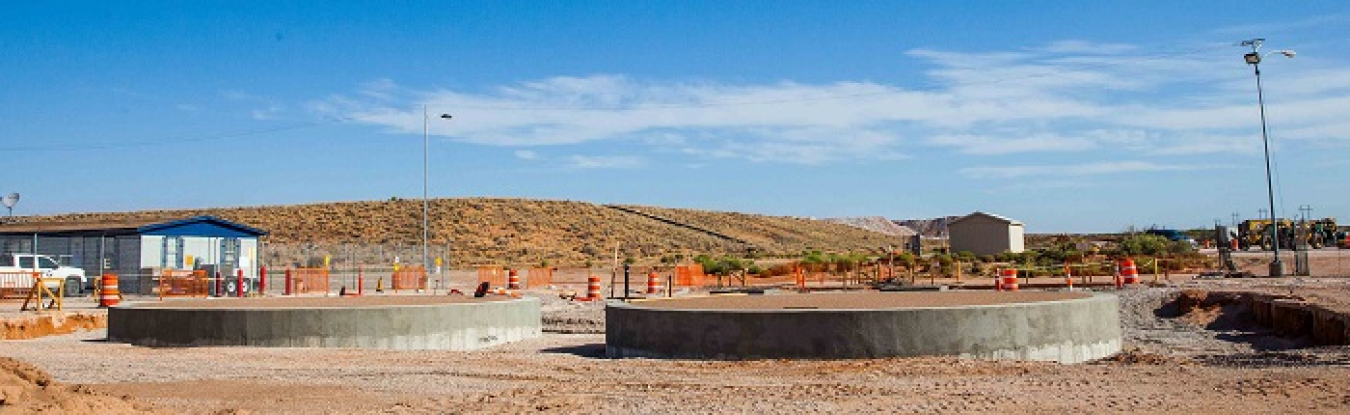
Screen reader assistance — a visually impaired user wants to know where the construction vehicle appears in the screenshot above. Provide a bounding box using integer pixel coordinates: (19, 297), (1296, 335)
(1239, 217), (1342, 250)
(1304, 218), (1339, 249)
(1237, 219), (1295, 251)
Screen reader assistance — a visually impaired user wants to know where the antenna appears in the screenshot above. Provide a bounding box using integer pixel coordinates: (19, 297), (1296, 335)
(1, 193), (17, 217)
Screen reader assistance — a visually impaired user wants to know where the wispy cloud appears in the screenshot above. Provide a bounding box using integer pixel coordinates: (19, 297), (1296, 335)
(513, 150), (539, 160)
(566, 155), (643, 169)
(313, 39), (1350, 168)
(251, 104), (286, 120)
(959, 161), (1199, 179)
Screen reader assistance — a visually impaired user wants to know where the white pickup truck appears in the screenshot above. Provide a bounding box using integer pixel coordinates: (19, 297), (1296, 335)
(0, 254), (88, 295)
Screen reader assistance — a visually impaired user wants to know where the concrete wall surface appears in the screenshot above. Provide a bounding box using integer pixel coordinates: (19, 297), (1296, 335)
(607, 294), (1120, 364)
(109, 298), (541, 350)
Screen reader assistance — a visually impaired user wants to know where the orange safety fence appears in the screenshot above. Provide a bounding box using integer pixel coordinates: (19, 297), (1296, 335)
(158, 270), (210, 299)
(391, 266), (427, 292)
(0, 271), (39, 300)
(292, 268), (330, 294)
(675, 264), (706, 287)
(477, 266), (506, 287)
(526, 267), (553, 288)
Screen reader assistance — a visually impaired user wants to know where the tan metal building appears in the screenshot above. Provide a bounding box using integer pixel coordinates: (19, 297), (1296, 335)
(948, 212), (1025, 256)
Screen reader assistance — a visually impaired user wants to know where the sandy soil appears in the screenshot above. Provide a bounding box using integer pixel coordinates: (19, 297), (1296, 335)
(2, 258), (1350, 413)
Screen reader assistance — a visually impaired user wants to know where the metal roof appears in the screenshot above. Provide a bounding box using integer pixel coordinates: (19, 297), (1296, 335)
(950, 211), (1024, 226)
(0, 215), (267, 237)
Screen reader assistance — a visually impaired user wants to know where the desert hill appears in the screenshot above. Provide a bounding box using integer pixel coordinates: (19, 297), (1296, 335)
(14, 198), (904, 267)
(824, 216), (917, 238)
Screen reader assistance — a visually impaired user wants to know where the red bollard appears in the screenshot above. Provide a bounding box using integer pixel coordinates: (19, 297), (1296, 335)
(259, 266), (267, 296)
(284, 269), (293, 296)
(237, 269), (245, 298)
(358, 264), (365, 296)
(215, 271), (223, 297)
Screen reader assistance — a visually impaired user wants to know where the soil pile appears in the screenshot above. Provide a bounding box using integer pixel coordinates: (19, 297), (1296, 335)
(1, 313), (106, 340)
(0, 357), (159, 414)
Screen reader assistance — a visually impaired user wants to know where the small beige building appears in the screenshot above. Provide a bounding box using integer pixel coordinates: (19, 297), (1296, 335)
(948, 211), (1025, 256)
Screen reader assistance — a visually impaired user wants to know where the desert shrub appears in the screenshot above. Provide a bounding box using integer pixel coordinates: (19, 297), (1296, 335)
(1116, 234), (1170, 256)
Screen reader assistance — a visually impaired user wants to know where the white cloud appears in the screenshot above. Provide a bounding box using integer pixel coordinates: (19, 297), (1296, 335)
(959, 161), (1198, 179)
(514, 150), (539, 160)
(926, 133), (1097, 155)
(567, 155), (643, 169)
(313, 39), (1350, 166)
(251, 104), (285, 120)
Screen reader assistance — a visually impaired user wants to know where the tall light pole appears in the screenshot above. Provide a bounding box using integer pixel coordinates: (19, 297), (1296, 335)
(423, 106), (452, 275)
(1241, 38), (1295, 277)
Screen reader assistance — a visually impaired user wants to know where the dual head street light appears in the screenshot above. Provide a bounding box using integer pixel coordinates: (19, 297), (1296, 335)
(424, 109), (452, 277)
(1240, 37), (1295, 277)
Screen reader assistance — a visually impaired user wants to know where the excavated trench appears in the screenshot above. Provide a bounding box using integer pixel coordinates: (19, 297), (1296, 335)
(1152, 289), (1350, 368)
(1159, 290), (1350, 346)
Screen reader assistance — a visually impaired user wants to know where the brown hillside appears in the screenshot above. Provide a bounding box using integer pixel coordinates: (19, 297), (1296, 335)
(13, 198), (903, 267)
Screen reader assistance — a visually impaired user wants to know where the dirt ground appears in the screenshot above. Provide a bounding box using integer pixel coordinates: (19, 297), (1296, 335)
(2, 251), (1350, 413)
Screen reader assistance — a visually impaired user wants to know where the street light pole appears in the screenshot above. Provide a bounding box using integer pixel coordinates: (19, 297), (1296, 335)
(422, 107), (452, 277)
(1241, 38), (1295, 277)
(423, 106), (430, 276)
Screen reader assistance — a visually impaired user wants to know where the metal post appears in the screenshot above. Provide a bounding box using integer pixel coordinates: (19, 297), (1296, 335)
(1252, 58), (1283, 277)
(422, 105), (430, 276)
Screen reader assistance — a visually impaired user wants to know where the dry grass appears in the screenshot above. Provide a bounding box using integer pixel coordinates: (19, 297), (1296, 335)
(14, 198), (905, 267)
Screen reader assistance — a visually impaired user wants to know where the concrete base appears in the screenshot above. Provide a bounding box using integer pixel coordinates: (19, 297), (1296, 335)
(108, 297), (541, 350)
(606, 292), (1120, 363)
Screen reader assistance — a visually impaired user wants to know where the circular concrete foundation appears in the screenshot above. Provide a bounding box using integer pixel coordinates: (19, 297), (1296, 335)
(606, 291), (1120, 363)
(108, 296), (541, 350)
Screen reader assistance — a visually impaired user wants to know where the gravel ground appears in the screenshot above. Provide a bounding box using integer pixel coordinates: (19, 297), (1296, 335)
(3, 280), (1350, 414)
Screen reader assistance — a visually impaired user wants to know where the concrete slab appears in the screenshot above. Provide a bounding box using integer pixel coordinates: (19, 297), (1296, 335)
(606, 291), (1120, 363)
(108, 295), (541, 350)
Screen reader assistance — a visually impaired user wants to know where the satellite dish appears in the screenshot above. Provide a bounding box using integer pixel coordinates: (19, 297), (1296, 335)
(1, 193), (17, 209)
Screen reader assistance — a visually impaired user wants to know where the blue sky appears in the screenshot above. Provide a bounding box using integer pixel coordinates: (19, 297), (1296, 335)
(3, 1), (1348, 233)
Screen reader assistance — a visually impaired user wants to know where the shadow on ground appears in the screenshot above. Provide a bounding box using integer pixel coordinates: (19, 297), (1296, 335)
(541, 343), (607, 359)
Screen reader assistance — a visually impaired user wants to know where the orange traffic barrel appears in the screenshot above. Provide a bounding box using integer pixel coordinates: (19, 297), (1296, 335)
(646, 272), (662, 294)
(999, 268), (1018, 292)
(587, 275), (602, 300)
(1120, 258), (1140, 285)
(99, 273), (120, 308)
(507, 269), (521, 290)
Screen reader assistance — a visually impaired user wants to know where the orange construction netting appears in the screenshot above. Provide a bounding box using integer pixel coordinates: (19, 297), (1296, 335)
(526, 267), (554, 288)
(675, 264), (706, 287)
(292, 268), (330, 294)
(391, 267), (427, 292)
(159, 270), (209, 299)
(477, 266), (506, 288)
